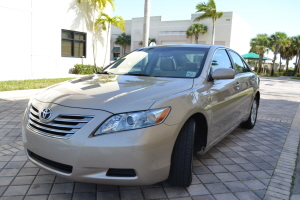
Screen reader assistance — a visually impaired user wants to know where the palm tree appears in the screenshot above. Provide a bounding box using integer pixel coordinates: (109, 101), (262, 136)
(292, 35), (300, 74)
(115, 33), (131, 56)
(194, 0), (223, 45)
(279, 37), (292, 72)
(268, 32), (288, 76)
(78, 0), (116, 66)
(95, 12), (125, 66)
(280, 42), (296, 72)
(250, 34), (269, 73)
(186, 23), (207, 44)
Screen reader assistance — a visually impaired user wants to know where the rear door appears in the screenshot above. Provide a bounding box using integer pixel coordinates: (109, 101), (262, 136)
(208, 49), (242, 145)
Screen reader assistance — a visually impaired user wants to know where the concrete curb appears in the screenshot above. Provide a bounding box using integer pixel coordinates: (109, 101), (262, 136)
(264, 103), (300, 200)
(0, 89), (42, 100)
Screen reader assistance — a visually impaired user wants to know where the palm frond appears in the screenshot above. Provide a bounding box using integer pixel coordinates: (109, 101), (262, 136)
(207, 0), (216, 8)
(186, 23), (208, 38)
(94, 12), (125, 32)
(115, 33), (131, 46)
(111, 16), (125, 32)
(96, 0), (116, 11)
(195, 3), (209, 12)
(216, 12), (224, 19)
(94, 12), (108, 31)
(78, 0), (115, 11)
(194, 13), (212, 22)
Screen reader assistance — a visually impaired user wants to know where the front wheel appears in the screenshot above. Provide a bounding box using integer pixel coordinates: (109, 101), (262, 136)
(167, 118), (195, 187)
(241, 97), (258, 129)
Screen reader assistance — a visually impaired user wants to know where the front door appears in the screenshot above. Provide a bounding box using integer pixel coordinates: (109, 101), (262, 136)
(207, 49), (242, 146)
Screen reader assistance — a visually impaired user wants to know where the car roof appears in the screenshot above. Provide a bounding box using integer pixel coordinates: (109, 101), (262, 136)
(140, 44), (226, 50)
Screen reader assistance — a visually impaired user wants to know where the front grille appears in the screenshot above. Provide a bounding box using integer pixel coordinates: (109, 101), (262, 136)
(27, 105), (94, 139)
(27, 150), (73, 174)
(106, 169), (136, 177)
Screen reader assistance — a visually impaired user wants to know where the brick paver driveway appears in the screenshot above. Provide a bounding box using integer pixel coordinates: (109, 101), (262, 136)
(0, 77), (299, 200)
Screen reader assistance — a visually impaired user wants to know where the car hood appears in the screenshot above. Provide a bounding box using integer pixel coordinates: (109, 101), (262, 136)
(34, 74), (194, 113)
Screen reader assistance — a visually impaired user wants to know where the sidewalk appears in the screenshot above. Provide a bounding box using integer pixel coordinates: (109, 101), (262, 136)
(0, 89), (43, 100)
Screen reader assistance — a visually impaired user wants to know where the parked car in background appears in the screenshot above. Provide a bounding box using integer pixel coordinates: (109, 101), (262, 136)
(22, 44), (260, 187)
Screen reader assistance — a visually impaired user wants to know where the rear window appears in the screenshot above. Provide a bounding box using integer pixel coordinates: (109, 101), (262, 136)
(104, 47), (209, 78)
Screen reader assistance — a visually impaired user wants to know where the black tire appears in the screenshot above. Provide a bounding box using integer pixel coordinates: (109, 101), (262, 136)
(167, 118), (195, 187)
(241, 97), (258, 129)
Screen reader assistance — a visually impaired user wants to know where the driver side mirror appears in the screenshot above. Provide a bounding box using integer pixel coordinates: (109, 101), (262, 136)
(211, 68), (235, 80)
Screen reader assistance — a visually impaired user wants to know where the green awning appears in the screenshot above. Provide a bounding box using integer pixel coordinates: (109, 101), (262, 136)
(242, 52), (269, 60)
(112, 47), (120, 53)
(242, 52), (259, 59)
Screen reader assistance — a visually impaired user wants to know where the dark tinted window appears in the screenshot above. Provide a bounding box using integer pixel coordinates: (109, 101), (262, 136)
(62, 30), (86, 57)
(228, 51), (251, 73)
(211, 49), (232, 71)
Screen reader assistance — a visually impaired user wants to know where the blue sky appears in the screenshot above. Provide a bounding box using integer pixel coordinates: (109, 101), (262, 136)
(112, 0), (300, 39)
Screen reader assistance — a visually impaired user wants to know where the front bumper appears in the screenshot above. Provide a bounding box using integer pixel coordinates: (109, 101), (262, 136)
(22, 100), (182, 185)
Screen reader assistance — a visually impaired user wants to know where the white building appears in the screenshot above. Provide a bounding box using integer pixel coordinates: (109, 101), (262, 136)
(0, 0), (111, 81)
(111, 12), (251, 58)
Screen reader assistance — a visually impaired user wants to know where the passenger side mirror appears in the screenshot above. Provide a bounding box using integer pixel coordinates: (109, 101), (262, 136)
(211, 68), (235, 80)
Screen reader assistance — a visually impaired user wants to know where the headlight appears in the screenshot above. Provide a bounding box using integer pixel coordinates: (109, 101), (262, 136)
(94, 107), (171, 135)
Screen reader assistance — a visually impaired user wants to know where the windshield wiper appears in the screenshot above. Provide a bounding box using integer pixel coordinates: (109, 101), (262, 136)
(125, 73), (152, 76)
(96, 71), (113, 74)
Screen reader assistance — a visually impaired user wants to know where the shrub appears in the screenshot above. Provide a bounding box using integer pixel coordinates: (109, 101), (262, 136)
(274, 72), (283, 76)
(71, 64), (103, 74)
(296, 73), (300, 77)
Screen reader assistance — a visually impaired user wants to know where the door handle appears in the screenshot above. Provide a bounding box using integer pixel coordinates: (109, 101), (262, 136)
(236, 82), (241, 90)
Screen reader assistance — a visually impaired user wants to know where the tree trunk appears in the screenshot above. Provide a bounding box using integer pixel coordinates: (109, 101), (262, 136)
(285, 59), (289, 72)
(123, 45), (126, 56)
(195, 33), (199, 44)
(271, 58), (275, 76)
(279, 53), (282, 72)
(102, 23), (111, 67)
(92, 35), (97, 66)
(143, 0), (151, 47)
(271, 46), (280, 76)
(211, 19), (215, 45)
(92, 6), (97, 66)
(294, 49), (300, 74)
(258, 53), (263, 73)
(296, 58), (300, 74)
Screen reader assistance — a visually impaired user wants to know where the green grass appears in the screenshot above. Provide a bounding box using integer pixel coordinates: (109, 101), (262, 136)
(291, 77), (300, 80)
(0, 78), (75, 92)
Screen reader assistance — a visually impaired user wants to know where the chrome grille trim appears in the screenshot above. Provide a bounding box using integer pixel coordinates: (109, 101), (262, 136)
(27, 105), (94, 139)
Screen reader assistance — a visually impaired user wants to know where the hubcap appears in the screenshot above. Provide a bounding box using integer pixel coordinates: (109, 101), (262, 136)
(251, 100), (257, 124)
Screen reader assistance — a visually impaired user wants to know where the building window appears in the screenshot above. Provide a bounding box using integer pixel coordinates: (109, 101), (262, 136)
(61, 30), (86, 57)
(112, 47), (120, 58)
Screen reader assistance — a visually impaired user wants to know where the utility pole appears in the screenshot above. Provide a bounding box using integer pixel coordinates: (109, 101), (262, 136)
(143, 0), (151, 47)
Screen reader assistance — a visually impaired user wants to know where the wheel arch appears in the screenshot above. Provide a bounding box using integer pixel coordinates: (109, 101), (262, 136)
(189, 113), (208, 152)
(255, 91), (260, 107)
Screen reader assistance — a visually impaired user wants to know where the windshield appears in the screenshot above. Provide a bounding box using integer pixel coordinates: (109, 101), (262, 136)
(103, 47), (209, 78)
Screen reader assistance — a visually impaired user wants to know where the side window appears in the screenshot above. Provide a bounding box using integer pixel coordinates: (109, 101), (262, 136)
(211, 49), (232, 71)
(228, 51), (250, 73)
(242, 61), (252, 72)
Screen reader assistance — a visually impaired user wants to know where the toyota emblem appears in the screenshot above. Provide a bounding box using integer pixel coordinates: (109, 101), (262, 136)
(40, 108), (52, 120)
